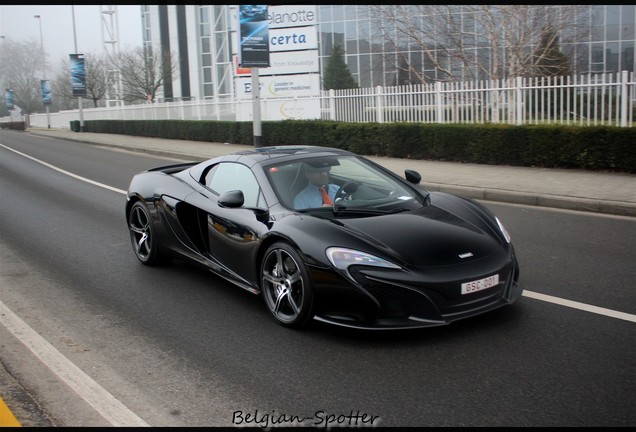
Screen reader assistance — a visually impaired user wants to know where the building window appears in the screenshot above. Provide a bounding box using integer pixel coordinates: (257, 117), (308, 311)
(621, 42), (634, 72)
(622, 5), (635, 40)
(203, 83), (213, 97)
(606, 42), (619, 73)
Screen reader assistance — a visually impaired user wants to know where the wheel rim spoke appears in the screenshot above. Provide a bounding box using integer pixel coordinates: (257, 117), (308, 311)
(137, 232), (149, 255)
(275, 250), (284, 273)
(287, 272), (302, 286)
(286, 291), (300, 315)
(130, 226), (145, 235)
(130, 206), (151, 259)
(262, 272), (280, 285)
(273, 286), (288, 315)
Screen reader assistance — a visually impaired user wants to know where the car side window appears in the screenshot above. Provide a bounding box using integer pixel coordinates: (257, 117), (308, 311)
(204, 162), (264, 207)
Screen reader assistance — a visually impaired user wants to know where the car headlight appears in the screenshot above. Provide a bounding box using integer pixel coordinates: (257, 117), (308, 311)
(326, 247), (401, 270)
(495, 217), (511, 243)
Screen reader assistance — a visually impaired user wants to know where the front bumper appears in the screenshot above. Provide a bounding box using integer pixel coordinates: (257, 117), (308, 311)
(311, 253), (522, 330)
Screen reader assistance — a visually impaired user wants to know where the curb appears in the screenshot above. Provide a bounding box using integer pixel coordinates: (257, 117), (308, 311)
(0, 361), (55, 427)
(422, 183), (636, 218)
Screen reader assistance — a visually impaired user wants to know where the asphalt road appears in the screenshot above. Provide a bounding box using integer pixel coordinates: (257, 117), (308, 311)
(1, 132), (635, 426)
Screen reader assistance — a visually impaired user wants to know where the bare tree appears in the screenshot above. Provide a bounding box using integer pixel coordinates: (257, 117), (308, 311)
(0, 37), (47, 115)
(2, 36), (176, 112)
(50, 66), (78, 111)
(53, 51), (111, 109)
(370, 5), (589, 82)
(115, 46), (178, 104)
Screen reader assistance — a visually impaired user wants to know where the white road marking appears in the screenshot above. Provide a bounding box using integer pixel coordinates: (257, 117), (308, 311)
(0, 143), (126, 195)
(523, 290), (636, 323)
(0, 299), (149, 426)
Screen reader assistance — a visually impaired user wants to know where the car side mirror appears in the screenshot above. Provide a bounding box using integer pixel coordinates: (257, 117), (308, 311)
(405, 169), (421, 184)
(218, 190), (244, 208)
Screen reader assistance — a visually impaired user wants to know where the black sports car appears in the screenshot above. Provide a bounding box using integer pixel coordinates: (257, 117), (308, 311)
(125, 146), (521, 330)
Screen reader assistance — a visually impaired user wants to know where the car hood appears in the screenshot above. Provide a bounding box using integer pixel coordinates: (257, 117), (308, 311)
(325, 194), (505, 267)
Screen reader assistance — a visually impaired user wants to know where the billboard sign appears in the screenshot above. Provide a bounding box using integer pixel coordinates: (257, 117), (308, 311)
(237, 97), (321, 121)
(236, 50), (319, 77)
(268, 5), (317, 29)
(236, 74), (321, 100)
(265, 50), (319, 75)
(269, 26), (318, 52)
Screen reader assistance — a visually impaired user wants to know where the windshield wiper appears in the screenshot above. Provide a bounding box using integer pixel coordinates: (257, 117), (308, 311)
(332, 204), (411, 216)
(387, 207), (412, 214)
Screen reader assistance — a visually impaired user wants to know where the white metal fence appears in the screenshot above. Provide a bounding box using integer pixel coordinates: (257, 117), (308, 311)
(11, 71), (635, 129)
(322, 71), (635, 127)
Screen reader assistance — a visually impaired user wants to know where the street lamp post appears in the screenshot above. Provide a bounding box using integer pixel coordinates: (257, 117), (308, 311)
(71, 6), (84, 132)
(34, 14), (51, 129)
(0, 36), (7, 115)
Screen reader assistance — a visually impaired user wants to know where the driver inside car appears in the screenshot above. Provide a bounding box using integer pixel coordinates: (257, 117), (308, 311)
(293, 163), (340, 209)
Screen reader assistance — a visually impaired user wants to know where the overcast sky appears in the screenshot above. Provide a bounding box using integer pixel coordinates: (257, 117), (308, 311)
(0, 5), (142, 71)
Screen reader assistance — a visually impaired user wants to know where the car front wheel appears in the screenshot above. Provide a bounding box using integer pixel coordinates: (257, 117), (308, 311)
(260, 242), (314, 329)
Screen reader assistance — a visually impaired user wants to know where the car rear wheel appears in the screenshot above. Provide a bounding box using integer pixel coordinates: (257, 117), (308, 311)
(260, 242), (314, 329)
(128, 201), (165, 266)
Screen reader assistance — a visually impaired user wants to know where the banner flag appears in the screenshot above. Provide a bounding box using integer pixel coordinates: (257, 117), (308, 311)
(41, 80), (52, 106)
(238, 5), (270, 68)
(5, 89), (14, 110)
(69, 54), (87, 97)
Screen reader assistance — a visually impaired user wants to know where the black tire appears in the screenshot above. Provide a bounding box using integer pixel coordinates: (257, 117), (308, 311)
(260, 242), (314, 329)
(127, 201), (166, 266)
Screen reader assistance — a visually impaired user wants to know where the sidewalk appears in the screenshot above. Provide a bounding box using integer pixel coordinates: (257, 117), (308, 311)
(27, 128), (636, 217)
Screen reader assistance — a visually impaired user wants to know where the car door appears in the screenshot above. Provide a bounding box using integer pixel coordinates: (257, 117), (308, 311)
(188, 161), (269, 288)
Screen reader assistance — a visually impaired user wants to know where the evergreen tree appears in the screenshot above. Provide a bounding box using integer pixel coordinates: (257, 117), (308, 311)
(323, 44), (358, 90)
(531, 25), (572, 117)
(532, 26), (571, 78)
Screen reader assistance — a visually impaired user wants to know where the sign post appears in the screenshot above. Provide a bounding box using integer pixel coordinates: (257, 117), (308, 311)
(251, 67), (263, 148)
(237, 4), (270, 148)
(71, 6), (85, 132)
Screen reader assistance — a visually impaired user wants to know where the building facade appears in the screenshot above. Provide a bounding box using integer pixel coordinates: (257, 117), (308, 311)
(141, 4), (635, 102)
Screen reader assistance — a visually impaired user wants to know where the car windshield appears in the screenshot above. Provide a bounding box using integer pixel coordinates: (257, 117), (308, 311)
(265, 155), (424, 213)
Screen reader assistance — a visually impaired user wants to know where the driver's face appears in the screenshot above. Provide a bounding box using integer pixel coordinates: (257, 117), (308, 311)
(306, 170), (329, 186)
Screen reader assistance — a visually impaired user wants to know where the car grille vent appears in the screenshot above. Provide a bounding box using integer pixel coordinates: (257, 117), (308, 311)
(349, 267), (438, 319)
